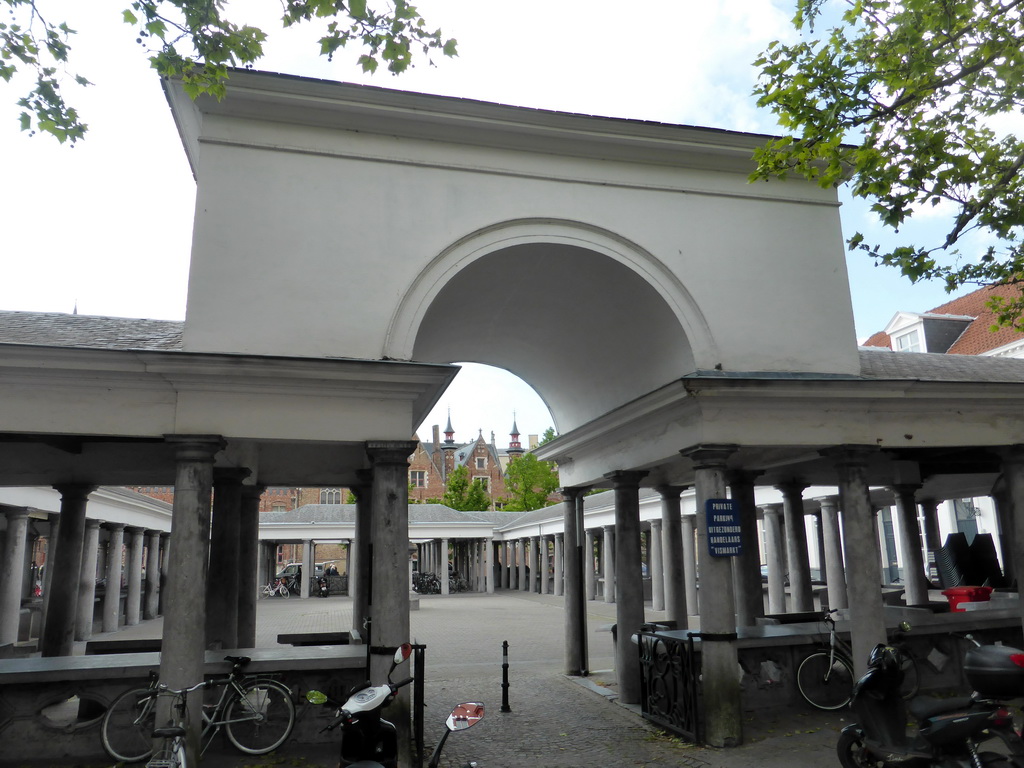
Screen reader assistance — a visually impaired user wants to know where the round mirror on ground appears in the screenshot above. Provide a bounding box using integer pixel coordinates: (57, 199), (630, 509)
(306, 690), (329, 705)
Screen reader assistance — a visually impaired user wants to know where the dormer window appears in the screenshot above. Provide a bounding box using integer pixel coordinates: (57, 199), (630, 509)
(476, 457), (486, 470)
(894, 329), (922, 353)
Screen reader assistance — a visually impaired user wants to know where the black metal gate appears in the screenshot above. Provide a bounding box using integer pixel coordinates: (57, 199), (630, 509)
(638, 630), (702, 743)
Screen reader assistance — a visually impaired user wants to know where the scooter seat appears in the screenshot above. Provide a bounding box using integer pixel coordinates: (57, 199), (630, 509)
(908, 696), (974, 721)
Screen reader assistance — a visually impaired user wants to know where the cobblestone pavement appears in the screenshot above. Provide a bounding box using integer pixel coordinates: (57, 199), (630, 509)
(74, 591), (847, 768)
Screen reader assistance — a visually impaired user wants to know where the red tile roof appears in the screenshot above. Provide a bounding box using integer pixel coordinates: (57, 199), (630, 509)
(864, 284), (1024, 355)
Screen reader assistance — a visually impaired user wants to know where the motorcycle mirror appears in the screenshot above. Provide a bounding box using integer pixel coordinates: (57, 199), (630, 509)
(446, 702), (485, 732)
(393, 642), (412, 666)
(306, 690), (329, 705)
(899, 621), (912, 632)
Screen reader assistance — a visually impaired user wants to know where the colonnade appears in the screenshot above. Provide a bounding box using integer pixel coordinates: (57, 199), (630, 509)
(0, 500), (170, 655)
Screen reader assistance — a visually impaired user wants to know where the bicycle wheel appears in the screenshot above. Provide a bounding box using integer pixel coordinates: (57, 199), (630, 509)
(279, 585), (289, 599)
(837, 726), (884, 768)
(899, 654), (920, 700)
(102, 687), (158, 763)
(259, 585), (271, 599)
(797, 651), (854, 710)
(223, 679), (296, 754)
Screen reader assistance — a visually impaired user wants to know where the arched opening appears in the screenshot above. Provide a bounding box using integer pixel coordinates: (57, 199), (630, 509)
(411, 242), (695, 433)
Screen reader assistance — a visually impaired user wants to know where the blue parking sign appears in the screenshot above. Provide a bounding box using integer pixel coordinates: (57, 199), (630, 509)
(706, 499), (742, 557)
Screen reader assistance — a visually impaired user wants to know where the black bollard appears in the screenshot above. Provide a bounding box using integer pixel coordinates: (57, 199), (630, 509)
(501, 640), (512, 712)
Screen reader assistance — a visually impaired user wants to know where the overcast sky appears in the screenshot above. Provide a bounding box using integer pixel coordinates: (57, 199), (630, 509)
(0, 0), (979, 443)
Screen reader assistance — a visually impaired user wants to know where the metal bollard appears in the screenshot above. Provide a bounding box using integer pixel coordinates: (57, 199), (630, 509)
(501, 640), (511, 712)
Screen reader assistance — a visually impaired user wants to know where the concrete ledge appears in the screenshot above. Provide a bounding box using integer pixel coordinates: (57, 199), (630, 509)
(0, 647), (368, 764)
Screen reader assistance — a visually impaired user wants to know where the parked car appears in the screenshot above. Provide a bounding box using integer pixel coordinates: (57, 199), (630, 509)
(275, 562), (325, 591)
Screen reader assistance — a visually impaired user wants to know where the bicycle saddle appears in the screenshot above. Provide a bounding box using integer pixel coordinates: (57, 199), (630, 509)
(224, 655), (252, 667)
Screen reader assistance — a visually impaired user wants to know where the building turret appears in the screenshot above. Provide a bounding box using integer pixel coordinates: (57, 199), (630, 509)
(507, 416), (524, 457)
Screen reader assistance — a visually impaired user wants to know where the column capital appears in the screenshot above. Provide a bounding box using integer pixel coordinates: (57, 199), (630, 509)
(558, 486), (589, 500)
(819, 444), (879, 467)
(817, 495), (840, 511)
(680, 444), (738, 469)
(649, 518), (663, 530)
(125, 525), (146, 536)
(104, 521), (127, 532)
(1, 506), (30, 520)
(775, 479), (809, 496)
(85, 518), (102, 529)
(365, 440), (418, 465)
(52, 483), (98, 501)
(760, 502), (784, 517)
(726, 469), (762, 487)
(164, 434), (226, 462)
(889, 483), (921, 498)
(603, 469), (649, 488)
(213, 467), (251, 484)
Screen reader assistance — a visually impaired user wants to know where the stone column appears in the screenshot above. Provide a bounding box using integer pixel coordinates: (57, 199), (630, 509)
(0, 508), (30, 647)
(602, 524), (616, 603)
(761, 504), (785, 614)
(102, 523), (125, 633)
(681, 514), (698, 613)
(919, 497), (942, 581)
(124, 526), (145, 627)
(584, 529), (596, 601)
(605, 470), (648, 705)
(41, 513), (59, 626)
(159, 436), (222, 762)
(351, 474), (372, 634)
(518, 539), (527, 592)
(777, 481), (813, 612)
(813, 511), (827, 584)
(440, 538), (450, 596)
(892, 484), (927, 606)
(144, 529), (161, 621)
(649, 519), (665, 611)
(562, 488), (588, 675)
(819, 496), (848, 610)
(41, 484), (95, 657)
(366, 440), (417, 767)
(728, 471), (764, 626)
(301, 539), (314, 599)
(554, 532), (564, 597)
(158, 532), (170, 616)
(75, 519), (102, 641)
(206, 468), (246, 649)
(682, 444), (741, 747)
(656, 486), (687, 627)
(824, 446), (886, 675)
(1002, 446), (1024, 636)
(541, 536), (551, 594)
(485, 538), (494, 593)
(237, 485), (263, 648)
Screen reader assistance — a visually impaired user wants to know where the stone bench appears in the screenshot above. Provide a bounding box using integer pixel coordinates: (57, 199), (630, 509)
(85, 638), (163, 655)
(277, 631), (352, 646)
(0, 646), (367, 764)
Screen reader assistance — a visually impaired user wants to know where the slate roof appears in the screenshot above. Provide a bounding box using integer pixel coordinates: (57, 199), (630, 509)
(858, 347), (1024, 382)
(260, 503), (500, 525)
(0, 309), (183, 351)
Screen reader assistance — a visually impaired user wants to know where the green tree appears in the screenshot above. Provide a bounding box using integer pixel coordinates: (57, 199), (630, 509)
(752, 0), (1024, 326)
(2, 0), (455, 144)
(502, 452), (559, 512)
(537, 426), (557, 446)
(441, 464), (490, 512)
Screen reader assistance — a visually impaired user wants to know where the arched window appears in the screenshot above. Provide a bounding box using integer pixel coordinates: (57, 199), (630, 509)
(320, 488), (341, 504)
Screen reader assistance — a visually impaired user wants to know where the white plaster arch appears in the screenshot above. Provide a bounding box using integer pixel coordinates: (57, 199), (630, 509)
(383, 218), (717, 365)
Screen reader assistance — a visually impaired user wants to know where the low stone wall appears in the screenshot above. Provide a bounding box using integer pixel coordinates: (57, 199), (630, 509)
(0, 646), (367, 764)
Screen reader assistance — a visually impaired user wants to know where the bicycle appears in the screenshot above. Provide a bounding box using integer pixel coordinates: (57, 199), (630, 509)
(101, 655), (296, 763)
(259, 579), (290, 599)
(795, 609), (920, 710)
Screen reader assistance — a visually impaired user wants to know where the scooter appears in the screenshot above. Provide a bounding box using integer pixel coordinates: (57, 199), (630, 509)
(838, 637), (1024, 768)
(306, 643), (484, 768)
(316, 576), (330, 597)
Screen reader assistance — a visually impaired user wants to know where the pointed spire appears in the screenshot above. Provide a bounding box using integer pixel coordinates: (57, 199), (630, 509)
(443, 408), (455, 445)
(508, 412), (523, 453)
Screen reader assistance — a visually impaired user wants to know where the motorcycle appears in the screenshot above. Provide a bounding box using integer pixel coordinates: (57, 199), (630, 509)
(306, 642), (484, 768)
(317, 576), (330, 597)
(838, 636), (1024, 768)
